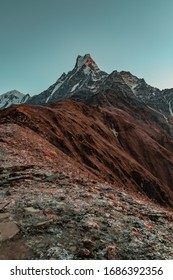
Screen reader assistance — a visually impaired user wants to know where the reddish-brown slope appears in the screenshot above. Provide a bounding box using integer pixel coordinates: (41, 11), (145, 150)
(0, 100), (173, 207)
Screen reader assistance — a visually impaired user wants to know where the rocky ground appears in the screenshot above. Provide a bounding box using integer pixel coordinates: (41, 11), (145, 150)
(0, 164), (173, 260)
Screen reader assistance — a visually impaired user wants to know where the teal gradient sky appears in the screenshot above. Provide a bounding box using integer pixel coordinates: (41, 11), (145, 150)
(0, 0), (173, 95)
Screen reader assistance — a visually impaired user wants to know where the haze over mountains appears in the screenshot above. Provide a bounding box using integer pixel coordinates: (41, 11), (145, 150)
(0, 54), (173, 260)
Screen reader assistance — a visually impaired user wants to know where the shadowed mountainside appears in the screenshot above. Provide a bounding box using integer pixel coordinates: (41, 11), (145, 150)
(1, 100), (173, 207)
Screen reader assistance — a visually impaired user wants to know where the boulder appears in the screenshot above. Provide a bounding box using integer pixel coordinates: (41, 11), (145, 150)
(0, 222), (19, 241)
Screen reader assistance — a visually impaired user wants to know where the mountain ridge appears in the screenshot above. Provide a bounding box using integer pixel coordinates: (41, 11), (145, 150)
(1, 99), (173, 207)
(1, 54), (173, 118)
(23, 54), (173, 117)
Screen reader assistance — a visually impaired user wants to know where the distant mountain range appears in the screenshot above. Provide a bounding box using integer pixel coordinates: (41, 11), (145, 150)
(1, 54), (173, 117)
(0, 90), (30, 109)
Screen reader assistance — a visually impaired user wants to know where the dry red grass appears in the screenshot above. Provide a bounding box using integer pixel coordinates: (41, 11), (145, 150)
(0, 99), (173, 207)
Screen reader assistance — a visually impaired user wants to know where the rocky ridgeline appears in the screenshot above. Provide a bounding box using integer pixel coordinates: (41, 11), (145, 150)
(1, 54), (173, 118)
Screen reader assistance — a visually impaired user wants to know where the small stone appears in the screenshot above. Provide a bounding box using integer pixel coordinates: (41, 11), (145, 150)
(82, 239), (95, 249)
(0, 213), (10, 221)
(0, 222), (19, 241)
(83, 221), (100, 230)
(78, 248), (91, 258)
(46, 173), (66, 181)
(35, 219), (53, 228)
(5, 190), (11, 196)
(25, 207), (40, 213)
(105, 245), (116, 260)
(58, 173), (66, 180)
(0, 202), (9, 211)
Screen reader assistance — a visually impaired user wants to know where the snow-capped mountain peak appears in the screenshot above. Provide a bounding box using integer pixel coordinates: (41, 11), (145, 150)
(119, 71), (139, 93)
(2, 54), (172, 117)
(27, 54), (108, 105)
(0, 90), (30, 109)
(75, 54), (100, 73)
(2, 90), (23, 98)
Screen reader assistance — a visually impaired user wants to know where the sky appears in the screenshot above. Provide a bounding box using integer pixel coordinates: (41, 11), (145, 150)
(0, 0), (173, 96)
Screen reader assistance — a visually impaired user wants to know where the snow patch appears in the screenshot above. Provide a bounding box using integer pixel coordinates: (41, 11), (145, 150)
(52, 81), (63, 95)
(76, 55), (86, 70)
(83, 66), (91, 75)
(46, 81), (64, 103)
(71, 83), (79, 92)
(147, 106), (169, 123)
(109, 123), (120, 145)
(111, 128), (118, 138)
(87, 84), (97, 90)
(169, 100), (173, 116)
(120, 73), (139, 95)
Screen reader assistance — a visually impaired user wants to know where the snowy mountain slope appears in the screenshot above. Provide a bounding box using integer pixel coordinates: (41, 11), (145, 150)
(0, 90), (30, 109)
(1, 54), (173, 115)
(26, 54), (173, 117)
(118, 71), (173, 116)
